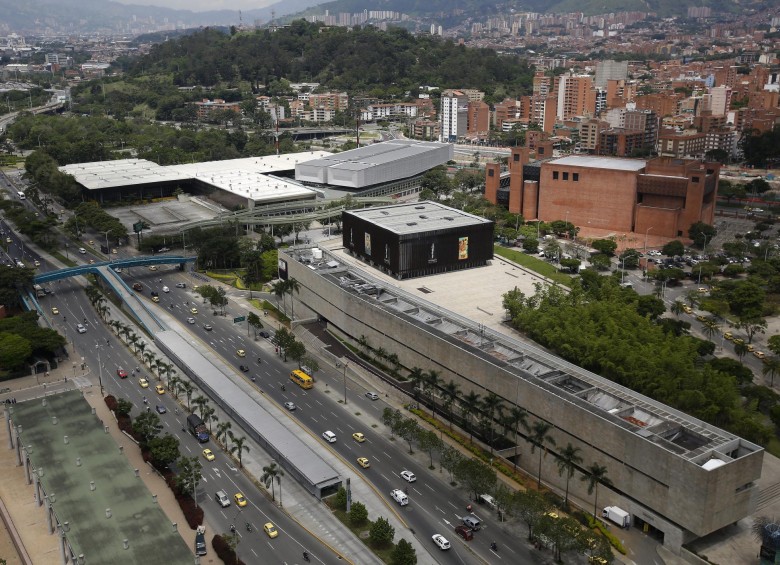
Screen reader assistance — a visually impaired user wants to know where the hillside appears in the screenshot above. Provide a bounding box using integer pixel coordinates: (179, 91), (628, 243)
(129, 22), (534, 98)
(296, 0), (754, 19)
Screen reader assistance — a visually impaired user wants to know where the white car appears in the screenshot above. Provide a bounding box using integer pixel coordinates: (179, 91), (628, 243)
(78, 247), (86, 254)
(322, 431), (337, 443)
(162, 286), (170, 293)
(175, 282), (186, 288)
(400, 470), (416, 483)
(391, 489), (409, 506)
(187, 317), (195, 324)
(214, 490), (231, 508)
(432, 534), (451, 550)
(76, 323), (87, 334)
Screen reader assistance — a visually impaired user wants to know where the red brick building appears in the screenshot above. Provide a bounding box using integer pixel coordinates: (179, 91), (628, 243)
(484, 150), (719, 239)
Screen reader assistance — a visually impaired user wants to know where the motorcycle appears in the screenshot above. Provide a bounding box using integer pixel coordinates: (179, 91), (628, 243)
(490, 542), (498, 552)
(303, 551), (310, 562)
(245, 522), (252, 532)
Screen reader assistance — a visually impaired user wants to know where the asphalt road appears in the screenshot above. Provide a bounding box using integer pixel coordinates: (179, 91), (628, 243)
(116, 266), (550, 564)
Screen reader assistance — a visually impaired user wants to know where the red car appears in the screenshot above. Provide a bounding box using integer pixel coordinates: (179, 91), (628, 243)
(117, 369), (128, 378)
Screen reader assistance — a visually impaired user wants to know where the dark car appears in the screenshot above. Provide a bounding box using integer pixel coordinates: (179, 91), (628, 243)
(132, 282), (143, 291)
(454, 525), (473, 541)
(259, 330), (270, 338)
(155, 405), (167, 414)
(239, 365), (249, 373)
(150, 291), (159, 297)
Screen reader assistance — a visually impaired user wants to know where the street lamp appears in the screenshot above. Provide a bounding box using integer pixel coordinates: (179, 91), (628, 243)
(343, 362), (349, 405)
(643, 227), (654, 281)
(94, 344), (104, 396)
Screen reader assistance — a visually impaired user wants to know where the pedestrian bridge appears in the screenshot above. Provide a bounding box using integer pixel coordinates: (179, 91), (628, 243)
(33, 255), (195, 284)
(32, 255), (195, 334)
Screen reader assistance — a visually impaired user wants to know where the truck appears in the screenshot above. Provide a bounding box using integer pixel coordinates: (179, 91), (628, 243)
(186, 414), (209, 443)
(195, 525), (207, 556)
(33, 284), (46, 298)
(602, 506), (630, 528)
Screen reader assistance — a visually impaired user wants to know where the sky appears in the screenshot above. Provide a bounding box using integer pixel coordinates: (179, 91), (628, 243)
(112, 0), (275, 12)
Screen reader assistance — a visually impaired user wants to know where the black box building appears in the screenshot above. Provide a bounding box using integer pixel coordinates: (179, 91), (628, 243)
(342, 202), (494, 279)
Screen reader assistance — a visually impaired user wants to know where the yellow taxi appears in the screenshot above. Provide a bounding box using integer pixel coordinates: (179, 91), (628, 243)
(51, 307), (59, 315)
(190, 307), (198, 314)
(155, 384), (165, 395)
(352, 432), (366, 443)
(202, 449), (215, 462)
(682, 305), (693, 314)
(263, 522), (279, 538)
(357, 457), (370, 469)
(237, 349), (246, 357)
(152, 296), (160, 303)
(234, 493), (247, 507)
(723, 332), (733, 341)
(139, 378), (149, 388)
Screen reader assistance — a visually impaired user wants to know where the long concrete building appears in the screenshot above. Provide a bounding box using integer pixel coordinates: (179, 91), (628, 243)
(279, 244), (762, 553)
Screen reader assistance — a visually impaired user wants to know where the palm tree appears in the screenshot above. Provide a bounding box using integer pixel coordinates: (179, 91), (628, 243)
(701, 316), (720, 341)
(192, 394), (209, 418)
(670, 300), (684, 318)
(356, 334), (370, 355)
(286, 277), (301, 321)
(424, 370), (441, 419)
(528, 420), (557, 489)
(180, 381), (195, 411)
(480, 392), (503, 454)
(408, 367), (425, 402)
(202, 406), (216, 432)
(505, 406), (528, 470)
(137, 340), (147, 359)
(556, 443), (583, 508)
(261, 462), (284, 501)
(143, 351), (156, 369)
(167, 369), (177, 389)
(228, 432), (250, 468)
(581, 463), (613, 518)
(735, 341), (749, 363)
(169, 376), (182, 398)
(120, 324), (132, 343)
(216, 421), (232, 445)
(441, 380), (460, 429)
(460, 391), (481, 442)
(271, 280), (287, 313)
(128, 333), (139, 353)
(763, 356), (780, 387)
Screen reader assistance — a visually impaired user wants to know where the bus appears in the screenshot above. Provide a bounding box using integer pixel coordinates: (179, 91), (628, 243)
(290, 369), (313, 389)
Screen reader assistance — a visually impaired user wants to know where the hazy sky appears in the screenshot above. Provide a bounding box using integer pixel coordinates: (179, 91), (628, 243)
(112, 0), (275, 12)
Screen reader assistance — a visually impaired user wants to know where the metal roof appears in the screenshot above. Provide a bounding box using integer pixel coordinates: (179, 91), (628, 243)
(11, 390), (194, 564)
(302, 139), (447, 172)
(154, 331), (340, 492)
(346, 201), (493, 235)
(59, 153), (331, 202)
(549, 155), (647, 171)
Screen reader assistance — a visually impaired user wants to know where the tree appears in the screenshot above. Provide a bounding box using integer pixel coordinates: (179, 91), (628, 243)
(192, 394), (210, 418)
(556, 443), (583, 508)
(399, 418), (419, 454)
(389, 538), (417, 565)
(590, 254), (612, 271)
(408, 367), (425, 401)
(261, 462), (283, 501)
(423, 369), (441, 419)
(460, 391), (481, 441)
(216, 421), (232, 445)
(581, 463), (612, 518)
(671, 300), (685, 318)
(480, 392), (503, 454)
(382, 408), (404, 439)
(132, 411), (163, 445)
(512, 488), (549, 541)
(528, 420), (556, 489)
(247, 311), (263, 339)
(349, 501), (368, 526)
(0, 333), (32, 368)
(227, 431), (250, 468)
(661, 240), (685, 257)
(175, 456), (203, 506)
(285, 277), (301, 321)
(148, 434), (180, 469)
(688, 222), (717, 249)
(763, 357), (780, 387)
(441, 380), (460, 429)
(454, 457), (497, 501)
(440, 445), (464, 483)
(591, 239), (617, 256)
(369, 516), (395, 547)
(417, 429), (442, 469)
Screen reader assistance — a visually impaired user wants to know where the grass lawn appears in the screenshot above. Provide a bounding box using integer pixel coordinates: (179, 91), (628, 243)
(493, 245), (575, 287)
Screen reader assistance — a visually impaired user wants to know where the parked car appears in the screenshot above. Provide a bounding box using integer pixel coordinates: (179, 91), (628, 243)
(132, 283), (143, 291)
(365, 391), (379, 400)
(454, 525), (473, 541)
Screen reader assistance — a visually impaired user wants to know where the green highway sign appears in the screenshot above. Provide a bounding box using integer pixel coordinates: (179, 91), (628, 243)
(233, 316), (246, 323)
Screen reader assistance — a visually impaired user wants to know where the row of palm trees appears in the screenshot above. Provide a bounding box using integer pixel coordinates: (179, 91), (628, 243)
(86, 287), (256, 477)
(405, 364), (614, 513)
(271, 278), (300, 321)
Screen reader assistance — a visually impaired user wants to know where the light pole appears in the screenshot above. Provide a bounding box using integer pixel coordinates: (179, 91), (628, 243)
(565, 210), (570, 238)
(95, 344), (104, 396)
(620, 256), (626, 285)
(343, 362), (349, 405)
(643, 226), (654, 281)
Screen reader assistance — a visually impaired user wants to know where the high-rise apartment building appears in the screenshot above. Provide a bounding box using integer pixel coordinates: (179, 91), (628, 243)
(594, 60), (628, 88)
(556, 74), (596, 120)
(439, 90), (469, 142)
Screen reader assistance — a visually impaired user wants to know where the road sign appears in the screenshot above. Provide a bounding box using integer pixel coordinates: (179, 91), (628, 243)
(233, 316), (246, 323)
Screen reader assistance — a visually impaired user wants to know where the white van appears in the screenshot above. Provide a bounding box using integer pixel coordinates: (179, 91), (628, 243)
(391, 489), (409, 506)
(78, 247), (86, 254)
(322, 431), (336, 443)
(17, 192), (25, 200)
